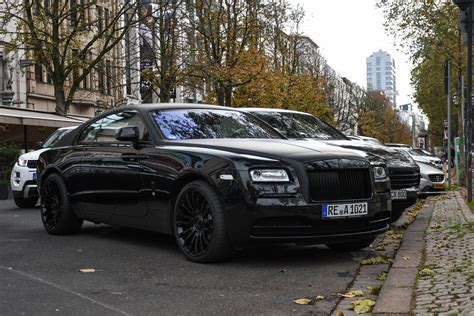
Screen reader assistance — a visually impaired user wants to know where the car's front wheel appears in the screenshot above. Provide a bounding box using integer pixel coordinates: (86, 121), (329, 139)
(40, 173), (83, 235)
(14, 196), (38, 208)
(173, 181), (231, 263)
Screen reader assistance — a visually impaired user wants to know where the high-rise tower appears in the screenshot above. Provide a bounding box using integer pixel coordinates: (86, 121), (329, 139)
(366, 50), (397, 106)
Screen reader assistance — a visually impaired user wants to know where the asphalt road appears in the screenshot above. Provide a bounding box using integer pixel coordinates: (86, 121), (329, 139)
(0, 200), (371, 316)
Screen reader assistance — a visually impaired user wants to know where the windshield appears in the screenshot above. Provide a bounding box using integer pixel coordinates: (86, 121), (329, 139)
(251, 111), (347, 140)
(42, 128), (72, 148)
(407, 149), (423, 156)
(151, 109), (284, 140)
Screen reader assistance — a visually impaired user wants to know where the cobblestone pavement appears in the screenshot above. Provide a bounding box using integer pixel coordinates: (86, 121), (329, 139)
(414, 192), (474, 315)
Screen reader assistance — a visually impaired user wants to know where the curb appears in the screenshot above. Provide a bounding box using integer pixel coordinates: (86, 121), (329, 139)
(454, 191), (474, 222)
(371, 198), (434, 316)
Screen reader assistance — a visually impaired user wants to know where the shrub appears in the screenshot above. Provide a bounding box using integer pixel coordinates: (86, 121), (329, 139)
(0, 143), (21, 184)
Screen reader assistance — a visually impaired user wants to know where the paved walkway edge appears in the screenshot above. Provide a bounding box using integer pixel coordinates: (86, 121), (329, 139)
(372, 199), (435, 316)
(454, 191), (474, 222)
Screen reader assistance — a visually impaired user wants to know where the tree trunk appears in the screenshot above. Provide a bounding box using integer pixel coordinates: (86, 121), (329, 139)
(215, 83), (225, 106)
(224, 84), (233, 107)
(54, 83), (67, 116)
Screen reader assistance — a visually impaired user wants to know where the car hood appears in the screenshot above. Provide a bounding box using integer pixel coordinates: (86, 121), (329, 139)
(19, 148), (49, 161)
(167, 139), (369, 163)
(316, 139), (417, 167)
(413, 156), (441, 164)
(418, 162), (444, 175)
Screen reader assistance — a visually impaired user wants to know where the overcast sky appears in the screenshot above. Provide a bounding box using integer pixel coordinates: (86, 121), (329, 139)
(288, 0), (414, 107)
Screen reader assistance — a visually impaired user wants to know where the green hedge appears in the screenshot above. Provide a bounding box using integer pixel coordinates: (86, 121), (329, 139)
(0, 143), (21, 184)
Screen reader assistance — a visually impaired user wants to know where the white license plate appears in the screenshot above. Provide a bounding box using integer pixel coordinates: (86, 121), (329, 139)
(322, 202), (368, 219)
(391, 190), (407, 200)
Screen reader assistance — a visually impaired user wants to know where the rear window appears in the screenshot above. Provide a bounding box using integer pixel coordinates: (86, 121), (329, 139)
(151, 109), (282, 140)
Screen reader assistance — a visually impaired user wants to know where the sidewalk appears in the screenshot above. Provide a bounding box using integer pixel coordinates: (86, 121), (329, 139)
(372, 191), (474, 315)
(413, 192), (474, 314)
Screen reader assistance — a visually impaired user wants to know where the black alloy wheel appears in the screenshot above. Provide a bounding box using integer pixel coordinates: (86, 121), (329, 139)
(173, 181), (231, 263)
(41, 173), (83, 235)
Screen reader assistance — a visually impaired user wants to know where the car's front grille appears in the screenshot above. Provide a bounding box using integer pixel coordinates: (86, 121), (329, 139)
(307, 169), (372, 202)
(27, 160), (38, 169)
(389, 169), (420, 189)
(428, 174), (445, 183)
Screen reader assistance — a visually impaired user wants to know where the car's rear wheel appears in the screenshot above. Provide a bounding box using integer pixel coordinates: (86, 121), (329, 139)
(40, 173), (83, 235)
(14, 196), (38, 208)
(326, 237), (376, 251)
(173, 181), (231, 263)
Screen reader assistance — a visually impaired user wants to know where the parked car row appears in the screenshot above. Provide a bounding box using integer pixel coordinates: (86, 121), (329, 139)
(11, 104), (438, 263)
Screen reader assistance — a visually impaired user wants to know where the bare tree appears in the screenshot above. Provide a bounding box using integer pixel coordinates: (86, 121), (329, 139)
(0, 0), (141, 116)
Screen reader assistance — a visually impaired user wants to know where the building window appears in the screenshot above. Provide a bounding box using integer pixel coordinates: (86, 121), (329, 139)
(104, 7), (109, 27)
(70, 0), (77, 27)
(97, 5), (103, 32)
(72, 49), (79, 85)
(35, 63), (44, 83)
(376, 56), (381, 66)
(97, 62), (104, 93)
(124, 13), (132, 95)
(106, 60), (112, 95)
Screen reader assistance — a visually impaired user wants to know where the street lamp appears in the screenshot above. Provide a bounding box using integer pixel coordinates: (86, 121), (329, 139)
(454, 0), (474, 201)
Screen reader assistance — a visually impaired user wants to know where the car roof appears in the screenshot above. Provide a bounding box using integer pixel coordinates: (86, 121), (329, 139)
(118, 103), (234, 113)
(385, 143), (412, 148)
(239, 107), (313, 116)
(57, 126), (78, 130)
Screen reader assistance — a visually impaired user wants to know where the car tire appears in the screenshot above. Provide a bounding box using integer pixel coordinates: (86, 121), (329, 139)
(40, 173), (83, 235)
(14, 197), (38, 208)
(326, 237), (376, 251)
(390, 208), (404, 223)
(173, 180), (231, 263)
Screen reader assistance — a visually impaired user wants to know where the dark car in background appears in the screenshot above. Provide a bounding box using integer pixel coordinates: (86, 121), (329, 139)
(38, 104), (391, 262)
(242, 108), (420, 223)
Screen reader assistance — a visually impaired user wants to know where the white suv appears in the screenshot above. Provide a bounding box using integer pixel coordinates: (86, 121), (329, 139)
(10, 126), (76, 208)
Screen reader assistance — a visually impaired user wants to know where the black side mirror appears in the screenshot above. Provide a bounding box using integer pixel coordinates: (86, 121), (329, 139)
(33, 142), (44, 150)
(116, 126), (139, 143)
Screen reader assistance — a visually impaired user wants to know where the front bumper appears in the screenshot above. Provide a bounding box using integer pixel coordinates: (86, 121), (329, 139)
(391, 187), (418, 212)
(419, 178), (446, 195)
(10, 163), (38, 199)
(225, 191), (391, 246)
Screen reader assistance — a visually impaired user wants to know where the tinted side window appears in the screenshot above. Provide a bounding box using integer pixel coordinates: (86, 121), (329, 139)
(78, 112), (149, 144)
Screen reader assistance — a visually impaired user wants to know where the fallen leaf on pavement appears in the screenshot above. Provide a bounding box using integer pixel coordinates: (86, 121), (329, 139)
(418, 268), (435, 277)
(338, 290), (364, 298)
(402, 256), (410, 261)
(367, 285), (381, 295)
(351, 298), (376, 314)
(79, 268), (96, 273)
(336, 311), (345, 316)
(431, 223), (441, 229)
(315, 295), (325, 300)
(377, 271), (388, 281)
(360, 256), (392, 265)
(294, 298), (311, 305)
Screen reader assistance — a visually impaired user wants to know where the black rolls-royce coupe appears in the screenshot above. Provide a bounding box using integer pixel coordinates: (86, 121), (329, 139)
(37, 104), (391, 262)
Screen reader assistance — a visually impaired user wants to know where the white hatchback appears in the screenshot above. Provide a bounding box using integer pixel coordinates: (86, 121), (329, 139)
(10, 126), (77, 208)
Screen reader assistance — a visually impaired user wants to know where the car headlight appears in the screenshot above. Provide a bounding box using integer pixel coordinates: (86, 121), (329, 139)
(373, 166), (387, 179)
(17, 157), (28, 167)
(250, 169), (290, 182)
